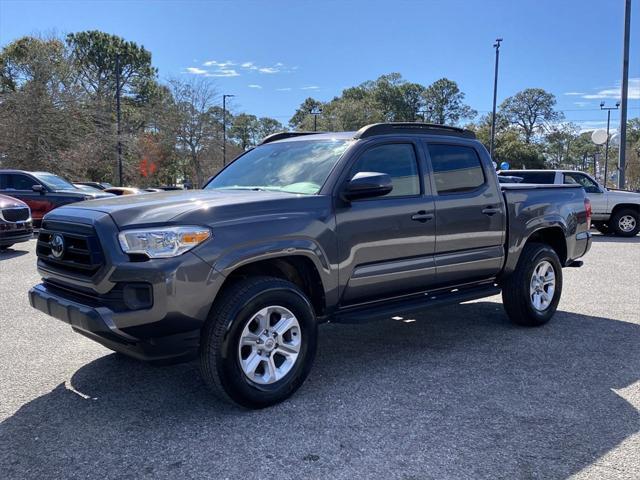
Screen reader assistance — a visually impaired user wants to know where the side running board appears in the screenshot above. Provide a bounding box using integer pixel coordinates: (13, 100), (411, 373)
(332, 284), (501, 324)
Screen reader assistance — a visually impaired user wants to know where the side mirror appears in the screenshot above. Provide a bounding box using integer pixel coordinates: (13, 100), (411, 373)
(342, 172), (393, 201)
(32, 184), (45, 194)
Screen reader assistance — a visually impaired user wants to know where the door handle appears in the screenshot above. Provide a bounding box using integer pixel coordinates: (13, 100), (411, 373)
(482, 207), (501, 216)
(411, 211), (434, 222)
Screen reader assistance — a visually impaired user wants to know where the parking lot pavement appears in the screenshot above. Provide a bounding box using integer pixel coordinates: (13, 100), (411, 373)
(1, 235), (639, 480)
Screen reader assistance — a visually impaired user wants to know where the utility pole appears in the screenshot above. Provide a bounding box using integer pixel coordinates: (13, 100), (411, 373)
(489, 38), (503, 159)
(115, 53), (123, 187)
(310, 106), (322, 132)
(618, 0), (632, 189)
(222, 94), (235, 166)
(600, 101), (620, 188)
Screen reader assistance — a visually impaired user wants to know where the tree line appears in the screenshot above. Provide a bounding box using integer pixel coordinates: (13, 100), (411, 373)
(1, 31), (639, 190)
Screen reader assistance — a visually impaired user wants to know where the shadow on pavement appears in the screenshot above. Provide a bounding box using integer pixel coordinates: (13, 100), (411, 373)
(0, 247), (29, 260)
(590, 232), (640, 243)
(1, 302), (638, 479)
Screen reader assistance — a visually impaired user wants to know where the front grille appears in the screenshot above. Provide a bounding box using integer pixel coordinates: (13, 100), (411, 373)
(36, 220), (104, 277)
(1, 207), (30, 222)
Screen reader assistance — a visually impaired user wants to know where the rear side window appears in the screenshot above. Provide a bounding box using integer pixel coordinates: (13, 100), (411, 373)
(428, 144), (485, 194)
(505, 171), (555, 184)
(351, 143), (420, 197)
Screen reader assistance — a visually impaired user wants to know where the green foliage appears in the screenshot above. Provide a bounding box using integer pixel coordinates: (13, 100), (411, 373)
(500, 88), (563, 143)
(422, 78), (476, 125)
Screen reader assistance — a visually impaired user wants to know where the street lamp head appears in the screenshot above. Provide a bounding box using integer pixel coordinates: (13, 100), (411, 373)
(615, 101), (621, 108)
(600, 101), (605, 108)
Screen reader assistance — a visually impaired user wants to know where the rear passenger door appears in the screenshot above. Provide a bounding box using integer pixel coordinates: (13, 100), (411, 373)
(424, 142), (505, 286)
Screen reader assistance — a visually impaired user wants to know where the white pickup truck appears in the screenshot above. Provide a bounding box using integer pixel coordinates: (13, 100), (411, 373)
(498, 170), (640, 237)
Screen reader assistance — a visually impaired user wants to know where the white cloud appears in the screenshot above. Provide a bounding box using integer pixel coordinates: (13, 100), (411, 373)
(259, 67), (279, 74)
(248, 84), (262, 89)
(581, 78), (640, 100)
(206, 69), (240, 78)
(241, 62), (256, 69)
(301, 85), (319, 90)
(573, 101), (590, 107)
(276, 87), (292, 91)
(564, 92), (585, 96)
(203, 60), (236, 68)
(186, 67), (207, 75)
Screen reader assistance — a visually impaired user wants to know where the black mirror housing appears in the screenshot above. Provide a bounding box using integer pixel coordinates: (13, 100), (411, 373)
(342, 172), (393, 201)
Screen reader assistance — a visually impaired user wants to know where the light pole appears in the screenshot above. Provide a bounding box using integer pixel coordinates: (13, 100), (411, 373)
(115, 53), (123, 187)
(618, 0), (632, 189)
(489, 37), (503, 159)
(222, 94), (235, 166)
(310, 106), (322, 132)
(600, 101), (620, 188)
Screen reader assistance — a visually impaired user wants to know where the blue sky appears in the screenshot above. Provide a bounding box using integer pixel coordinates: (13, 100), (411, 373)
(1, 0), (638, 130)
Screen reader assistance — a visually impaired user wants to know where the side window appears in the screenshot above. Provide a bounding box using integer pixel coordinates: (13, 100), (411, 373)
(9, 174), (37, 191)
(428, 144), (485, 194)
(564, 173), (600, 193)
(0, 174), (8, 189)
(351, 144), (420, 197)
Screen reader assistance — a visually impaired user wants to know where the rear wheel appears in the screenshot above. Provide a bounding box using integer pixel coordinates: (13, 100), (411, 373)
(502, 243), (563, 327)
(199, 276), (317, 409)
(610, 209), (639, 237)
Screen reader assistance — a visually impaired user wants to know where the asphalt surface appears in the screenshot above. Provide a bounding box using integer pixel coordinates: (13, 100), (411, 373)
(1, 234), (639, 480)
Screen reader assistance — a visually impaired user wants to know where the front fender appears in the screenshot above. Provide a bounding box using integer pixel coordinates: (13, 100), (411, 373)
(213, 238), (339, 309)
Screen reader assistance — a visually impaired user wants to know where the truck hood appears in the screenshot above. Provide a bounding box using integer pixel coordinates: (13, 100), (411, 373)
(605, 189), (640, 203)
(70, 189), (305, 227)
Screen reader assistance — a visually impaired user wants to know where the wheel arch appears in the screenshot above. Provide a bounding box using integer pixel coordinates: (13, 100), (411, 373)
(217, 255), (327, 317)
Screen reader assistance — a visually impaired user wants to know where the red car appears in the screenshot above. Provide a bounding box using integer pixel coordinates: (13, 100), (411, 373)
(0, 170), (113, 227)
(0, 193), (33, 250)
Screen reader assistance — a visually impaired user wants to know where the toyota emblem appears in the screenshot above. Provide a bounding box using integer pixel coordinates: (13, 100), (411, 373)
(50, 233), (65, 259)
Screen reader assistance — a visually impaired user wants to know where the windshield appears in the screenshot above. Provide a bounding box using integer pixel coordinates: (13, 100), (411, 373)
(34, 173), (76, 190)
(206, 139), (352, 194)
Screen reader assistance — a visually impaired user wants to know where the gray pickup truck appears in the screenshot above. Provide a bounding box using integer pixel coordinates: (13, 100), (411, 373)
(29, 123), (592, 408)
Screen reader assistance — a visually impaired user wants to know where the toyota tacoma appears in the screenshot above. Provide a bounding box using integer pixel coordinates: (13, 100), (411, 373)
(29, 123), (592, 408)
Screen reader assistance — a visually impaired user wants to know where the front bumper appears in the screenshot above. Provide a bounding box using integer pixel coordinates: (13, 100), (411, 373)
(29, 208), (226, 362)
(29, 282), (201, 362)
(0, 222), (33, 246)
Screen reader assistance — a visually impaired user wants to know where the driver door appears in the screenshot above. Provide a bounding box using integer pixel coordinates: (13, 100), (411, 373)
(335, 141), (436, 305)
(563, 172), (606, 215)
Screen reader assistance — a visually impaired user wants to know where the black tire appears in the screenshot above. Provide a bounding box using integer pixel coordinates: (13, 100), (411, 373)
(199, 276), (317, 409)
(502, 243), (563, 327)
(610, 209), (640, 237)
(592, 222), (610, 235)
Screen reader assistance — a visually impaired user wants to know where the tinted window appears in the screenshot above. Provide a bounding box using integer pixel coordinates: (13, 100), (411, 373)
(0, 174), (7, 189)
(7, 174), (38, 190)
(563, 173), (600, 193)
(351, 144), (420, 197)
(503, 171), (555, 184)
(428, 145), (484, 194)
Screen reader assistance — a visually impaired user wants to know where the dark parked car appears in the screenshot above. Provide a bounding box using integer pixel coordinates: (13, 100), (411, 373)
(0, 170), (113, 226)
(0, 193), (33, 250)
(29, 123), (592, 408)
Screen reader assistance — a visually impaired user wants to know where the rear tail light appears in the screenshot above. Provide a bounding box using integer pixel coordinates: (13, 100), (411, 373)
(584, 198), (592, 229)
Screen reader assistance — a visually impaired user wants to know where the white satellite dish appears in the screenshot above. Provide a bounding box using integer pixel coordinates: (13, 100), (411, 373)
(610, 132), (620, 146)
(591, 129), (608, 145)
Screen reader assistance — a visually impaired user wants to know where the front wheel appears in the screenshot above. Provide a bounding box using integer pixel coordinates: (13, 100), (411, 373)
(200, 276), (317, 409)
(610, 209), (639, 237)
(502, 243), (563, 327)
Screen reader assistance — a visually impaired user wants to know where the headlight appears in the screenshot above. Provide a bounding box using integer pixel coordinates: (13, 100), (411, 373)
(118, 226), (211, 258)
